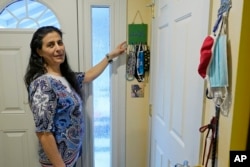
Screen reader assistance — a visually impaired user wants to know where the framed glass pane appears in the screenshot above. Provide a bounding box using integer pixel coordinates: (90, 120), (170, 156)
(27, 2), (47, 19)
(91, 7), (111, 167)
(0, 0), (60, 28)
(7, 1), (26, 20)
(18, 18), (37, 28)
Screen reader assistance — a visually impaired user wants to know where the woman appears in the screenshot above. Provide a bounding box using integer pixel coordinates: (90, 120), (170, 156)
(24, 26), (126, 167)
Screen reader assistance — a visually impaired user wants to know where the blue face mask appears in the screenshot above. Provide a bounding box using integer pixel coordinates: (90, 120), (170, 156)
(208, 34), (228, 88)
(207, 32), (231, 116)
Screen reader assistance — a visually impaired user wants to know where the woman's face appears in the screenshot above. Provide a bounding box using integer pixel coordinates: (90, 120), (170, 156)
(37, 31), (65, 69)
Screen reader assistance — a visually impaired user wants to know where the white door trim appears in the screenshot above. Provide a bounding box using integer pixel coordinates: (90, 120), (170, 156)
(77, 0), (127, 166)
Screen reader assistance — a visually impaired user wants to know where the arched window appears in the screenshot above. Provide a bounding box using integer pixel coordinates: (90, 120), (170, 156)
(0, 0), (60, 28)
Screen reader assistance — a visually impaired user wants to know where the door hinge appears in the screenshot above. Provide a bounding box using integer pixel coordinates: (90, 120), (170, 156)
(149, 104), (152, 117)
(146, 2), (155, 19)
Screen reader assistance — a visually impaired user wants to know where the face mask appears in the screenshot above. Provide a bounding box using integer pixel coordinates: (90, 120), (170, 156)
(208, 34), (228, 88)
(198, 35), (216, 79)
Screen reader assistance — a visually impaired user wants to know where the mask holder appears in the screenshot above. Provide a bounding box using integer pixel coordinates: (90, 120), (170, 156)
(127, 11), (150, 82)
(200, 0), (232, 116)
(199, 1), (232, 167)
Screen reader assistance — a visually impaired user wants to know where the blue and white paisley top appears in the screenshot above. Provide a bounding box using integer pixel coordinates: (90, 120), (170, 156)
(28, 72), (84, 167)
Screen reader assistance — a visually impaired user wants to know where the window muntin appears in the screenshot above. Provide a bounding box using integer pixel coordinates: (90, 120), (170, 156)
(0, 0), (60, 28)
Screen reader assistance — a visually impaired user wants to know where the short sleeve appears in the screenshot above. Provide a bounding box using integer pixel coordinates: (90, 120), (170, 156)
(75, 72), (85, 89)
(29, 77), (57, 132)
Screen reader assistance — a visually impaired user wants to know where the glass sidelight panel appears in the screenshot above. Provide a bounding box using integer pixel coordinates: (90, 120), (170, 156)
(91, 7), (111, 167)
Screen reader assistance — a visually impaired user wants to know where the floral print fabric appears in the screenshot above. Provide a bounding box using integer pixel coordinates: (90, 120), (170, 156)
(29, 73), (84, 167)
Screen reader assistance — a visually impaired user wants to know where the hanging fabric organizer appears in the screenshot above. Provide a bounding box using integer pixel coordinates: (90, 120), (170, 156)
(127, 10), (150, 82)
(198, 0), (232, 167)
(128, 10), (148, 44)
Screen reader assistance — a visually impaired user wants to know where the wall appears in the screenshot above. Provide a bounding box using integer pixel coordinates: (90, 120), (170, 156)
(126, 0), (151, 167)
(230, 0), (250, 151)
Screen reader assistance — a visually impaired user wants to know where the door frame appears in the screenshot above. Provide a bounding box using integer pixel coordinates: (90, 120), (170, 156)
(77, 0), (127, 166)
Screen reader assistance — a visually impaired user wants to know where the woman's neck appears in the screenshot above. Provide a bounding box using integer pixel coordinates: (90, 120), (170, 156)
(45, 66), (62, 76)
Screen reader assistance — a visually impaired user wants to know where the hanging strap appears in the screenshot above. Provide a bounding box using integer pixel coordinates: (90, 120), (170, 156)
(211, 106), (220, 167)
(199, 116), (218, 167)
(132, 10), (144, 24)
(212, 14), (223, 34)
(212, 0), (231, 35)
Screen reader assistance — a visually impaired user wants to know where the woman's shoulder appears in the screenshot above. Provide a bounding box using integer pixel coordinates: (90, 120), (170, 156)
(29, 72), (85, 90)
(31, 74), (50, 84)
(29, 74), (52, 91)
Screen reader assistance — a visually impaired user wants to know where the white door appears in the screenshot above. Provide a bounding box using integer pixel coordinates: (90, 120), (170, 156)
(150, 0), (210, 166)
(0, 1), (78, 167)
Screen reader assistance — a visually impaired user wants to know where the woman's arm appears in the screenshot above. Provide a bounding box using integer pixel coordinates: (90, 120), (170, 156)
(36, 132), (66, 167)
(83, 41), (127, 83)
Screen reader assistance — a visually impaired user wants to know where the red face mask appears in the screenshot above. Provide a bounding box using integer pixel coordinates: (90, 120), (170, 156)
(198, 35), (216, 79)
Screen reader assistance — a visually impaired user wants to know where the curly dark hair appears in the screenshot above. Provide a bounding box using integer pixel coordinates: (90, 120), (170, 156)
(24, 26), (81, 96)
